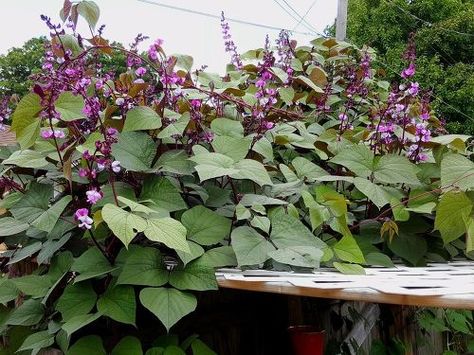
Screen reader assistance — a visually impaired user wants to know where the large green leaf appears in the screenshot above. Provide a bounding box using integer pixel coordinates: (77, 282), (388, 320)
(440, 154), (474, 191)
(333, 262), (366, 275)
(112, 131), (157, 171)
(330, 145), (374, 177)
(176, 241), (204, 266)
(333, 234), (365, 264)
(56, 282), (97, 321)
(139, 288), (197, 332)
(97, 285), (136, 326)
(76, 0), (100, 28)
(10, 182), (51, 223)
(0, 217), (29, 236)
(154, 150), (194, 175)
(211, 136), (251, 161)
(0, 280), (19, 304)
(270, 210), (327, 249)
(3, 149), (48, 169)
(434, 191), (473, 244)
(292, 157), (328, 181)
(123, 106), (162, 132)
(169, 260), (218, 291)
(210, 117), (244, 138)
(13, 275), (53, 297)
(144, 218), (189, 253)
(140, 176), (187, 212)
(54, 92), (86, 121)
(190, 151), (237, 181)
(31, 195), (72, 233)
(111, 336), (143, 355)
(102, 203), (148, 248)
(157, 113), (190, 139)
(231, 226), (275, 266)
(354, 177), (391, 209)
(71, 247), (116, 282)
(230, 159), (272, 186)
(388, 232), (427, 266)
(373, 154), (420, 185)
(199, 246), (237, 268)
(117, 246), (168, 287)
(17, 120), (41, 149)
(67, 335), (106, 355)
(62, 313), (102, 336)
(17, 331), (54, 353)
(7, 299), (44, 326)
(268, 246), (323, 268)
(11, 93), (42, 140)
(181, 206), (231, 245)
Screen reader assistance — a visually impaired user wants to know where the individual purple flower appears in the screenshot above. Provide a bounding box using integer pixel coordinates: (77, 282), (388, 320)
(78, 168), (88, 177)
(407, 82), (419, 96)
(86, 188), (103, 205)
(41, 129), (65, 139)
(115, 97), (125, 106)
(107, 127), (118, 137)
(401, 63), (415, 79)
(74, 208), (93, 229)
(111, 160), (121, 173)
(135, 67), (147, 77)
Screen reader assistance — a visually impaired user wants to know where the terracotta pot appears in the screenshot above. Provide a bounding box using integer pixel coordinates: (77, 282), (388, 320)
(288, 325), (325, 355)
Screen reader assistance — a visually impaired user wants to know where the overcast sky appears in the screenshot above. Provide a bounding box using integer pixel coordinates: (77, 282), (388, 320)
(0, 0), (337, 73)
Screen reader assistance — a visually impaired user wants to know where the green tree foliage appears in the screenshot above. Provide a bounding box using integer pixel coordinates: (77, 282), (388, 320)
(346, 0), (474, 134)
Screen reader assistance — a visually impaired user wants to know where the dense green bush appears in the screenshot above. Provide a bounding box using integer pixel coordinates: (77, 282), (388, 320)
(0, 1), (473, 353)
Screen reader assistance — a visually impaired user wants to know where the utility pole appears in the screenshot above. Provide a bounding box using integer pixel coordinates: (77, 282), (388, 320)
(336, 0), (348, 41)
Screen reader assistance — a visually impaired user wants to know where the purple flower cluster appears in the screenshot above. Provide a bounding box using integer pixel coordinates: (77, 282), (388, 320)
(220, 12), (243, 69)
(0, 97), (12, 131)
(276, 30), (293, 75)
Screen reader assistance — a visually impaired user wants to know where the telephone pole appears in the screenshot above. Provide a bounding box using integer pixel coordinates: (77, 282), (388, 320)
(336, 0), (348, 41)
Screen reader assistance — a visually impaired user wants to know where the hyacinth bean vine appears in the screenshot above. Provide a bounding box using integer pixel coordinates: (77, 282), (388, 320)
(0, 0), (473, 353)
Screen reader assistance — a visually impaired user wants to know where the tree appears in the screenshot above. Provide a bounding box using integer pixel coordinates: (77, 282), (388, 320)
(345, 0), (474, 134)
(0, 37), (46, 97)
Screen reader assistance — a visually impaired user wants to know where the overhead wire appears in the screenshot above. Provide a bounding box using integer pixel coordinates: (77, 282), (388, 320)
(293, 0), (319, 31)
(137, 0), (317, 36)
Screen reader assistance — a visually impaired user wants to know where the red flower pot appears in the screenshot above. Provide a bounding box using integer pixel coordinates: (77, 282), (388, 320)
(288, 325), (325, 355)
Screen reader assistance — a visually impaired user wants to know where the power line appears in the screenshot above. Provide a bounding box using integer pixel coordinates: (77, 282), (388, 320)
(273, 0), (324, 36)
(137, 0), (316, 36)
(293, 0), (318, 31)
(387, 0), (474, 37)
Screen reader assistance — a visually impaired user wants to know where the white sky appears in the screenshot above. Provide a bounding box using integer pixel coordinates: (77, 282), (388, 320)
(0, 0), (337, 73)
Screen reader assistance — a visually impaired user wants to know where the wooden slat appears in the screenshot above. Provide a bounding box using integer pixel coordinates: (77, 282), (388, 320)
(217, 278), (474, 310)
(0, 126), (16, 146)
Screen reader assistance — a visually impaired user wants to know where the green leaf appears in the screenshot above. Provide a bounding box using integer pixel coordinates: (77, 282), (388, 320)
(210, 118), (244, 138)
(230, 159), (272, 186)
(388, 232), (427, 266)
(330, 145), (374, 177)
(56, 282), (97, 321)
(211, 136), (251, 162)
(62, 313), (102, 336)
(373, 154), (420, 185)
(465, 216), (474, 253)
(71, 247), (116, 282)
(435, 191), (472, 244)
(279, 87), (295, 105)
(365, 252), (394, 267)
(333, 262), (366, 275)
(181, 206), (231, 245)
(13, 275), (53, 297)
(97, 285), (136, 326)
(294, 75), (324, 93)
(157, 113), (190, 139)
(176, 241), (204, 266)
(117, 246), (168, 287)
(11, 93), (42, 138)
(0, 280), (19, 304)
(77, 0), (100, 28)
(7, 299), (44, 326)
(102, 203), (148, 248)
(269, 246), (323, 268)
(292, 157), (328, 181)
(190, 151), (237, 182)
(231, 226), (275, 266)
(173, 53), (194, 71)
(139, 287), (197, 332)
(154, 150), (194, 175)
(123, 106), (162, 132)
(333, 234), (365, 263)
(17, 120), (41, 149)
(7, 242), (42, 265)
(31, 195), (72, 233)
(144, 218), (189, 253)
(190, 339), (217, 355)
(0, 217), (29, 236)
(112, 131), (157, 172)
(112, 336), (143, 355)
(140, 176), (187, 212)
(164, 346), (186, 355)
(3, 149), (48, 168)
(169, 260), (218, 291)
(199, 246), (237, 268)
(354, 177), (391, 209)
(270, 210), (327, 250)
(17, 331), (54, 352)
(440, 154), (474, 191)
(10, 182), (51, 223)
(54, 92), (85, 121)
(240, 194), (287, 206)
(251, 215), (271, 234)
(67, 335), (106, 355)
